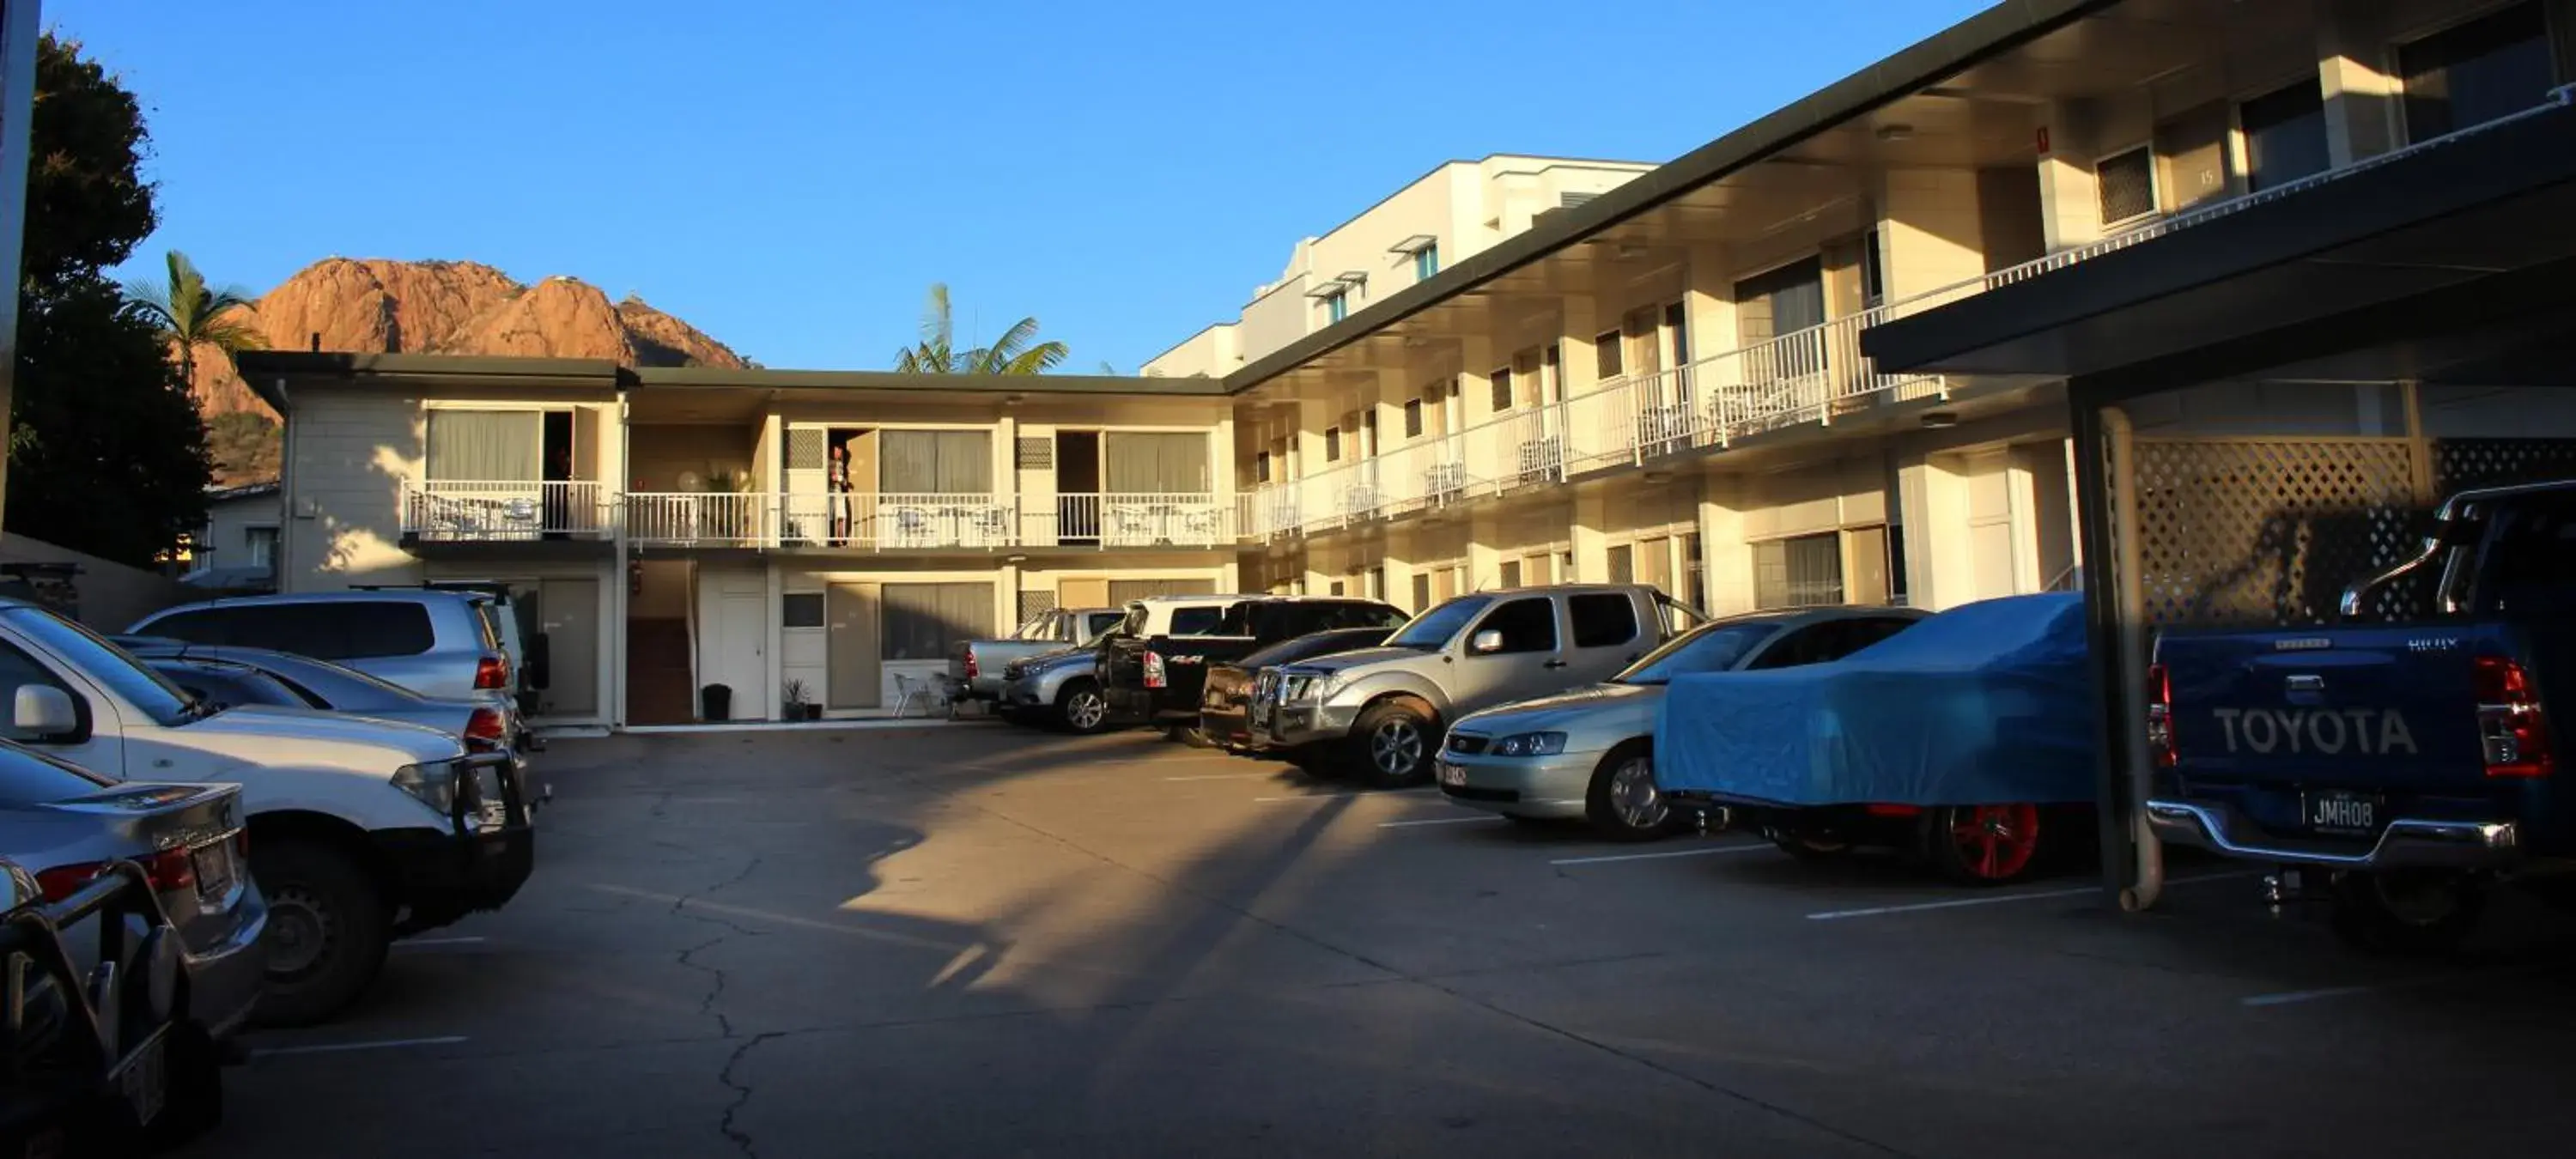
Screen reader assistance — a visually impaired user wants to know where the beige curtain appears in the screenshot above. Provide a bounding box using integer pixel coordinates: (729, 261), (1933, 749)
(1103, 433), (1210, 494)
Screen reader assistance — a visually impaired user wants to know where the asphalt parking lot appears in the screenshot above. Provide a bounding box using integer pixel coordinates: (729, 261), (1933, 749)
(185, 723), (2576, 1158)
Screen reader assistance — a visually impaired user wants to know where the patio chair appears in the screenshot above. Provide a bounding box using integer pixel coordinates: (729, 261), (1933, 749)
(890, 672), (955, 719)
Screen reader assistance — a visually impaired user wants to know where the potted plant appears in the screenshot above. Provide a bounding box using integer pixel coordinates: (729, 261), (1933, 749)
(781, 679), (818, 721)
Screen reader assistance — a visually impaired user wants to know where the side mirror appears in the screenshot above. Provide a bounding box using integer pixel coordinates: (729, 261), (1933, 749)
(526, 632), (553, 690)
(1469, 629), (1505, 655)
(14, 685), (79, 739)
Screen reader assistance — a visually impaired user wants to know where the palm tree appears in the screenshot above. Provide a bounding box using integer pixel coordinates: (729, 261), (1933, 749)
(893, 282), (1066, 375)
(125, 249), (265, 386)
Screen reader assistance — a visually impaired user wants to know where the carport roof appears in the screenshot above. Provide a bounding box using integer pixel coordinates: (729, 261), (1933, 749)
(1861, 98), (2576, 396)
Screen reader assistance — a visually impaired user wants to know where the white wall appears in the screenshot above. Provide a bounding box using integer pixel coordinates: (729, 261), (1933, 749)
(280, 390), (423, 591)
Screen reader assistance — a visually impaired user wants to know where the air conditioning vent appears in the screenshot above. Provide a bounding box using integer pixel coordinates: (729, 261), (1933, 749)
(1016, 437), (1053, 470)
(785, 428), (825, 470)
(1559, 191), (1601, 209)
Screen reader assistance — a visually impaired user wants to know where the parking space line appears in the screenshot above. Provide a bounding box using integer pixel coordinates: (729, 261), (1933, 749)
(1252, 788), (1440, 803)
(1379, 816), (1500, 828)
(1804, 871), (2262, 921)
(252, 1035), (468, 1059)
(1163, 772), (1280, 781)
(1549, 843), (1771, 866)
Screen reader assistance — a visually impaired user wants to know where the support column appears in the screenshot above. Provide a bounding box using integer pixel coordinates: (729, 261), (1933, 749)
(1698, 472), (1753, 616)
(1571, 488), (1608, 585)
(2033, 100), (2102, 251)
(2318, 0), (2400, 167)
(1558, 295), (1601, 401)
(1467, 508), (1504, 592)
(1678, 247), (1734, 364)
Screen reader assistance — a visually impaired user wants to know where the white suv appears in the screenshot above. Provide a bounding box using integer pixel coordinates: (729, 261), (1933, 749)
(0, 598), (532, 1025)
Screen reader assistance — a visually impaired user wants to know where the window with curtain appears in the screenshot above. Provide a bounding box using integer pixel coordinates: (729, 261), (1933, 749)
(880, 583), (993, 660)
(878, 430), (993, 494)
(1103, 432), (1211, 495)
(2400, 2), (2552, 143)
(425, 410), (540, 482)
(1753, 532), (1846, 609)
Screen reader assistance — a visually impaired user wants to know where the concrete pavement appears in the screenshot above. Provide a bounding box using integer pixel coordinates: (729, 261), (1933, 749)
(186, 725), (2576, 1157)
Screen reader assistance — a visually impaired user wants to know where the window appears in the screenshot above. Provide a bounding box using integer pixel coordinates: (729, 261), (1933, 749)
(1473, 598), (1558, 654)
(1683, 532), (1706, 611)
(1542, 345), (1562, 402)
(2401, 2), (2553, 142)
(1323, 291), (1348, 324)
(1607, 544), (1634, 585)
(424, 410), (540, 482)
(1569, 593), (1638, 648)
(1255, 451), (1272, 484)
(1323, 426), (1342, 463)
(1753, 532), (1846, 609)
(880, 583), (992, 661)
(146, 601), (436, 660)
(1413, 243), (1439, 281)
(1, 609), (191, 728)
(244, 526), (279, 571)
(880, 429), (993, 494)
(1411, 572), (1432, 612)
(1663, 302), (1689, 367)
(1498, 560), (1521, 589)
(1747, 624), (1838, 669)
(1328, 580), (1346, 597)
(2240, 79), (2330, 191)
(1491, 367), (1514, 411)
(1169, 605), (1225, 635)
(1618, 622), (1777, 684)
(2094, 145), (2156, 225)
(782, 593), (825, 628)
(1595, 330), (1623, 379)
(0, 743), (113, 804)
(1403, 398), (1424, 439)
(160, 663), (301, 709)
(1859, 228), (1886, 308)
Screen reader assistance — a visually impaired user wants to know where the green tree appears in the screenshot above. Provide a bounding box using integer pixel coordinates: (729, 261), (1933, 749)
(124, 248), (265, 388)
(892, 282), (1067, 374)
(5, 36), (210, 566)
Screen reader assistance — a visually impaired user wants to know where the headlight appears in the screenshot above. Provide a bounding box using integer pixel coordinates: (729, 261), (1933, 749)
(391, 760), (462, 815)
(1280, 673), (1321, 703)
(1492, 731), (1568, 757)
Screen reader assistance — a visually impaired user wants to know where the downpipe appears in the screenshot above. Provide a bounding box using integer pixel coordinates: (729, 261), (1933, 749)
(2106, 406), (2166, 913)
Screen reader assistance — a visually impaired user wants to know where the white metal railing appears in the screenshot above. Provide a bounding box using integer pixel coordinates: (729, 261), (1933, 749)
(402, 480), (609, 541)
(625, 491), (775, 546)
(1036, 493), (1231, 548)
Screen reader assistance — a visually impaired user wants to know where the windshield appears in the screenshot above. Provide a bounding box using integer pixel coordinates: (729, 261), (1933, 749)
(3, 607), (198, 726)
(1383, 595), (1492, 651)
(1615, 622), (1783, 685)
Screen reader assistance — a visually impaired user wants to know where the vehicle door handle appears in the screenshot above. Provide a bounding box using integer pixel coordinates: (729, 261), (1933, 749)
(1543, 659), (1569, 669)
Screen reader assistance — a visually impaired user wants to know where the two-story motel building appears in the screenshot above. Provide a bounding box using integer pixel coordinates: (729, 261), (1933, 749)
(242, 0), (2576, 730)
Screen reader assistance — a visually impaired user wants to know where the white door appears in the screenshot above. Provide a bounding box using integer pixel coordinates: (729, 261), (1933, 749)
(711, 592), (768, 721)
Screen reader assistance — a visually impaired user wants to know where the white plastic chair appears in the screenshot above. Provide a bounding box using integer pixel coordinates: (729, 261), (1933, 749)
(890, 673), (956, 719)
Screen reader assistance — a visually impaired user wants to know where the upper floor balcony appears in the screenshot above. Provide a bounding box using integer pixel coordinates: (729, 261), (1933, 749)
(402, 483), (1236, 551)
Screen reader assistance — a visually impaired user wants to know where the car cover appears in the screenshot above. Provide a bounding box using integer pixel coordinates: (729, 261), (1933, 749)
(1651, 593), (2096, 807)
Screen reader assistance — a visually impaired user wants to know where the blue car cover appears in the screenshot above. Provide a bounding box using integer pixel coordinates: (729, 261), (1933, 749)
(1651, 593), (2095, 807)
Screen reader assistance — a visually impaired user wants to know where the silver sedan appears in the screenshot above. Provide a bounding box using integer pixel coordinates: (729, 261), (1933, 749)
(1436, 605), (1927, 840)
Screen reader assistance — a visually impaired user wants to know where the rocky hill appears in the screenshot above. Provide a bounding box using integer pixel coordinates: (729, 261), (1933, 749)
(189, 258), (748, 419)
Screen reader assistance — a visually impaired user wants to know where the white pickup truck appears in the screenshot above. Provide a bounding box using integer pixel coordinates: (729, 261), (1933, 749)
(0, 597), (531, 1025)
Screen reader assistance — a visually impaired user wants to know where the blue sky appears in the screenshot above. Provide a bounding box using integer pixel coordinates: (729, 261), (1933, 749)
(54, 1), (1989, 373)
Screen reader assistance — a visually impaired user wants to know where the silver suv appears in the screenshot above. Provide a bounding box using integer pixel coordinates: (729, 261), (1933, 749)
(129, 589), (514, 705)
(1255, 584), (1700, 786)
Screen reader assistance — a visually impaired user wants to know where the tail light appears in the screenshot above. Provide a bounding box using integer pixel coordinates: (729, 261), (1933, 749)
(2145, 664), (2176, 768)
(465, 706), (509, 752)
(964, 651), (979, 680)
(1144, 651), (1167, 689)
(34, 846), (196, 904)
(2475, 655), (2552, 778)
(475, 654), (510, 691)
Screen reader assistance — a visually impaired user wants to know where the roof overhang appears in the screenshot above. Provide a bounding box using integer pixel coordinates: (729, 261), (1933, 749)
(234, 352), (627, 412)
(1216, 0), (2120, 395)
(1862, 98), (2576, 387)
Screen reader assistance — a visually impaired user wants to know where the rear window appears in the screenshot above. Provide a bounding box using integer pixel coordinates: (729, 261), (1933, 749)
(0, 745), (114, 806)
(1168, 606), (1224, 636)
(1569, 594), (1639, 648)
(146, 601), (437, 661)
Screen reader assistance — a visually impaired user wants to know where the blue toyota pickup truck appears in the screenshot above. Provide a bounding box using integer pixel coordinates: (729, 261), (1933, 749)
(2148, 481), (2575, 953)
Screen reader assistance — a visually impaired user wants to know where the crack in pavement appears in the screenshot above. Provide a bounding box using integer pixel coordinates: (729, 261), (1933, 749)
(916, 775), (1923, 1159)
(716, 1030), (785, 1159)
(669, 858), (767, 1040)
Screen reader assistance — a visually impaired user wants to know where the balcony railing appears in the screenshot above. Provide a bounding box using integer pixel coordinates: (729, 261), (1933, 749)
(401, 480), (611, 541)
(601, 491), (1236, 549)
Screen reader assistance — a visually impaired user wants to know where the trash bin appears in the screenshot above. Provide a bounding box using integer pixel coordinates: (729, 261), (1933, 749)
(701, 683), (732, 722)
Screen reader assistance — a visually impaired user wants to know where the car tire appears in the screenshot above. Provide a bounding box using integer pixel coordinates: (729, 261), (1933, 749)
(250, 840), (392, 1028)
(1055, 679), (1112, 735)
(1350, 699), (1438, 788)
(1920, 804), (2045, 886)
(2329, 871), (2484, 956)
(1583, 743), (1674, 842)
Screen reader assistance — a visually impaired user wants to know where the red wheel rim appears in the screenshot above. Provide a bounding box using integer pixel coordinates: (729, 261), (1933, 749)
(1948, 804), (2040, 880)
